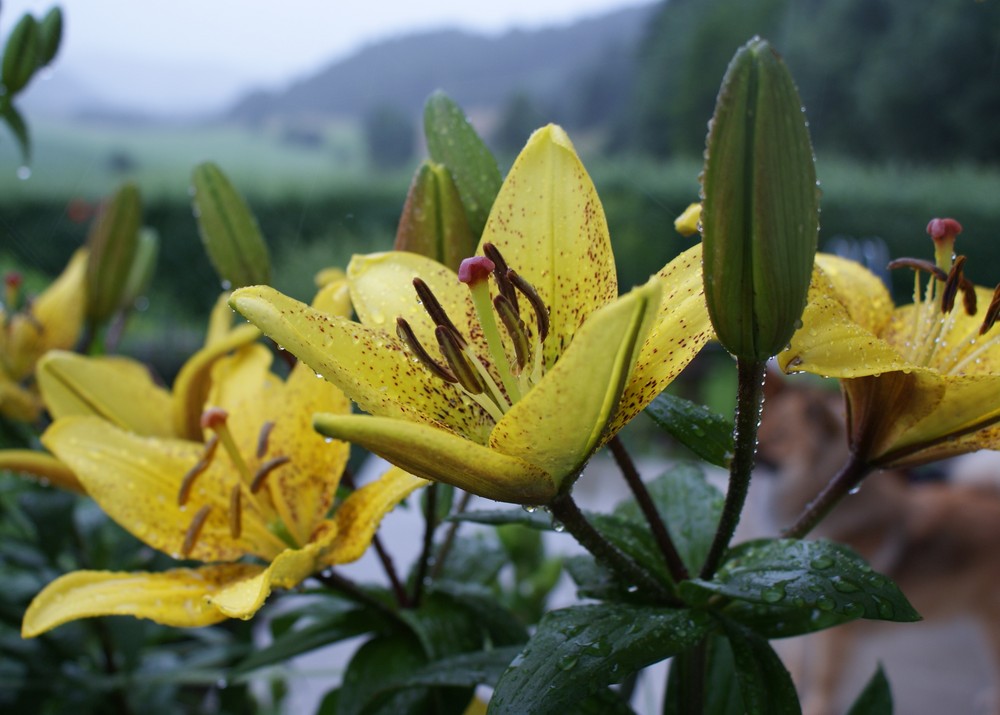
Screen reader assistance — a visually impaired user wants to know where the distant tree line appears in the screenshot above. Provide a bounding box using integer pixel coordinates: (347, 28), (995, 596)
(621, 0), (1000, 164)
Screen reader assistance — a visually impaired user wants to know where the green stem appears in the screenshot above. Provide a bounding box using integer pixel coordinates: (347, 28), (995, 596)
(313, 570), (406, 627)
(700, 358), (767, 579)
(782, 451), (872, 538)
(430, 490), (472, 581)
(549, 492), (675, 603)
(608, 436), (689, 583)
(410, 482), (439, 606)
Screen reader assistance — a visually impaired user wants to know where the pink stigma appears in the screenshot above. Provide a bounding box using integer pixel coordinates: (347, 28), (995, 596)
(926, 218), (963, 241)
(458, 256), (496, 285)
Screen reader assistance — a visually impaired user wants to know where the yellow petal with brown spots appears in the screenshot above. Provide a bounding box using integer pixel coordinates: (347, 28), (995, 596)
(313, 413), (555, 505)
(491, 280), (661, 488)
(324, 466), (428, 565)
(479, 125), (618, 369)
(229, 286), (493, 443)
(22, 564), (263, 637)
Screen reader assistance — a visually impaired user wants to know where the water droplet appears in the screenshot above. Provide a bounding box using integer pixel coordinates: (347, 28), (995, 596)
(816, 595), (836, 611)
(762, 584), (786, 603)
(16, 166), (31, 180)
(220, 279), (232, 290)
(556, 655), (578, 671)
(832, 578), (860, 594)
(810, 557), (834, 570)
(522, 505), (537, 513)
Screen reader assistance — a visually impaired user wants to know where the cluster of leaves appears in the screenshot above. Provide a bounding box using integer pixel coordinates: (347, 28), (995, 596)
(0, 5), (62, 163)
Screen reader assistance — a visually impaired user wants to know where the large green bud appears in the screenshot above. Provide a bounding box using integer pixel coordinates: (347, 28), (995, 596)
(85, 183), (142, 326)
(701, 38), (819, 360)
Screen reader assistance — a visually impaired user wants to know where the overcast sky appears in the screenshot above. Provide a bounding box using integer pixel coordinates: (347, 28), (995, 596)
(1, 0), (649, 114)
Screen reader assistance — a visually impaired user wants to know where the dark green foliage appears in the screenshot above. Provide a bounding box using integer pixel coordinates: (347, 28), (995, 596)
(847, 665), (894, 715)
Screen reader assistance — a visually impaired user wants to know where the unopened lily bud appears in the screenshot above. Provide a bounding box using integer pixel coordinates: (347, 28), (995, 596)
(36, 7), (63, 68)
(191, 162), (271, 289)
(700, 38), (819, 360)
(85, 182), (142, 326)
(119, 227), (159, 308)
(395, 160), (475, 272)
(1, 14), (40, 96)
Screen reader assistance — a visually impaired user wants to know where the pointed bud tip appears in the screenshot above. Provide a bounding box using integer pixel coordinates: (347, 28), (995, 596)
(458, 256), (495, 285)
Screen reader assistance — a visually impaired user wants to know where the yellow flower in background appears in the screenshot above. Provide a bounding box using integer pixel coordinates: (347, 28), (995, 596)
(0, 250), (88, 422)
(231, 125), (712, 505)
(779, 218), (1000, 467)
(21, 285), (427, 637)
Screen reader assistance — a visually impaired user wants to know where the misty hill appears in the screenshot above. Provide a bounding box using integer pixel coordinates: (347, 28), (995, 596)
(227, 3), (656, 125)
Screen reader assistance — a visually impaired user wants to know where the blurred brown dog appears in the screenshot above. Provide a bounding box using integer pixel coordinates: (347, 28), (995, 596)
(756, 374), (1000, 715)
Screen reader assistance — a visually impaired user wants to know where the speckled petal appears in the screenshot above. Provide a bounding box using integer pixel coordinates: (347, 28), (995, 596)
(479, 125), (618, 367)
(37, 351), (175, 437)
(172, 323), (262, 440)
(778, 285), (913, 378)
(313, 414), (555, 505)
(814, 254), (895, 337)
(609, 244), (713, 434)
(22, 564), (263, 637)
(0, 448), (84, 493)
(206, 531), (337, 619)
(229, 286), (492, 442)
(324, 466), (429, 565)
(42, 416), (286, 562)
(491, 280), (661, 488)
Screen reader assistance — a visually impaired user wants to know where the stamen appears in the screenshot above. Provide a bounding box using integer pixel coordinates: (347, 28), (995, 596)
(887, 258), (948, 283)
(483, 243), (519, 315)
(460, 255), (522, 402)
(941, 256), (966, 314)
(256, 421), (275, 458)
(435, 326), (486, 394)
(177, 435), (219, 506)
(507, 269), (549, 342)
(981, 285), (1000, 335)
(494, 294), (530, 372)
(229, 484), (242, 538)
(396, 317), (457, 383)
(413, 278), (466, 345)
(251, 455), (291, 493)
(201, 408), (253, 485)
(181, 505), (212, 557)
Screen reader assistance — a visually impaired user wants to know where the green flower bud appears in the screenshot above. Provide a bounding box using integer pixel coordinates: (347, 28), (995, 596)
(120, 227), (159, 308)
(395, 160), (475, 272)
(191, 162), (271, 289)
(37, 7), (63, 68)
(2, 14), (40, 96)
(85, 183), (142, 325)
(701, 38), (819, 360)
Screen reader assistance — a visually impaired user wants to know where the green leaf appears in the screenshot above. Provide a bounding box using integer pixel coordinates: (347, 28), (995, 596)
(429, 581), (529, 647)
(378, 644), (522, 691)
(1, 14), (39, 96)
(338, 633), (436, 715)
(721, 619), (801, 715)
(589, 512), (675, 589)
(680, 539), (920, 627)
(645, 393), (734, 468)
(395, 161), (475, 272)
(423, 91), (502, 237)
(701, 38), (819, 360)
(433, 529), (508, 586)
(36, 7), (62, 67)
(85, 182), (142, 324)
(399, 590), (490, 661)
(191, 162), (271, 288)
(846, 664), (893, 715)
(664, 635), (743, 715)
(234, 605), (386, 675)
(613, 462), (724, 575)
(564, 555), (643, 603)
(489, 603), (711, 715)
(1, 99), (30, 162)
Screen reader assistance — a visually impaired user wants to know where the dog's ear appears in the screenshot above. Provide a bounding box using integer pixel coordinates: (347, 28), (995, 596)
(763, 368), (786, 401)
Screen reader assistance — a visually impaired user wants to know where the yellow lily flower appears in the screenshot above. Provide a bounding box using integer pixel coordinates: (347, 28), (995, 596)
(779, 218), (1000, 468)
(21, 286), (427, 637)
(0, 250), (88, 422)
(230, 125), (711, 505)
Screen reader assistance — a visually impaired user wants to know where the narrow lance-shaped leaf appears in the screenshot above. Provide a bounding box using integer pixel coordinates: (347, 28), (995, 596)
(645, 392), (735, 468)
(423, 91), (502, 237)
(701, 38), (818, 360)
(846, 664), (893, 715)
(191, 162), (271, 288)
(1, 100), (30, 163)
(85, 182), (142, 325)
(394, 160), (475, 272)
(1, 14), (40, 96)
(36, 7), (63, 67)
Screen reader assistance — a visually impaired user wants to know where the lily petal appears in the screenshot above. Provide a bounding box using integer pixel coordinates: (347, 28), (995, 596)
(490, 280), (661, 487)
(42, 416), (286, 562)
(313, 413), (555, 505)
(324, 466), (429, 565)
(22, 564), (263, 637)
(229, 286), (493, 442)
(480, 125), (618, 367)
(814, 254), (895, 337)
(172, 323), (261, 440)
(610, 243), (713, 433)
(0, 448), (85, 493)
(37, 351), (175, 437)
